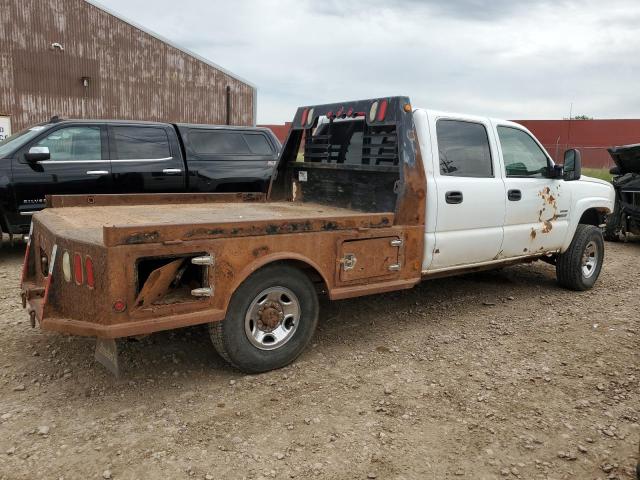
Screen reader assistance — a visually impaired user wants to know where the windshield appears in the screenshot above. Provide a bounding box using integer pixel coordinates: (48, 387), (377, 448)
(0, 125), (48, 158)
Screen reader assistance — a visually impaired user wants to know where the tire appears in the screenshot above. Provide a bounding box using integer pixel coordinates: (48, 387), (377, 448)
(209, 264), (319, 373)
(556, 224), (604, 291)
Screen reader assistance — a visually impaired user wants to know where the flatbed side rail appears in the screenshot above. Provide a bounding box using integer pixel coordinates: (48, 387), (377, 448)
(46, 192), (266, 209)
(102, 212), (395, 247)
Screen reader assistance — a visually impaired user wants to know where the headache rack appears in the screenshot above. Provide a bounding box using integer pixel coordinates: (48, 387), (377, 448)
(304, 123), (400, 166)
(270, 96), (425, 217)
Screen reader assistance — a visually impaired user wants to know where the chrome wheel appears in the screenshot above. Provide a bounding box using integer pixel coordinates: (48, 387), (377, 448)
(244, 286), (300, 350)
(581, 241), (599, 278)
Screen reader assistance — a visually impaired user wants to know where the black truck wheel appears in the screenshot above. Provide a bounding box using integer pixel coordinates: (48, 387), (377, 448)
(556, 224), (604, 291)
(209, 264), (319, 373)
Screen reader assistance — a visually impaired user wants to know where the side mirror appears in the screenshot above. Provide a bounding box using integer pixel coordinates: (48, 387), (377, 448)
(550, 164), (564, 179)
(563, 148), (582, 181)
(609, 165), (621, 175)
(25, 146), (50, 163)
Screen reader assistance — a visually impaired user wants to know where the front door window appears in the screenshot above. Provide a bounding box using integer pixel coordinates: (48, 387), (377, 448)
(34, 126), (102, 161)
(497, 126), (549, 177)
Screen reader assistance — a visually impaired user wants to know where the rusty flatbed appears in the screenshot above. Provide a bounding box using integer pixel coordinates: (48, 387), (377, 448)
(21, 96), (427, 374)
(38, 198), (394, 247)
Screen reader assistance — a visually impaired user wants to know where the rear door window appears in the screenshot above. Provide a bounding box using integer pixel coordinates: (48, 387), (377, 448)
(243, 133), (273, 155)
(189, 130), (250, 155)
(436, 120), (493, 177)
(111, 126), (171, 160)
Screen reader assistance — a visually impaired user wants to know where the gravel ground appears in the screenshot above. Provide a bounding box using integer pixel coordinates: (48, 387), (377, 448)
(0, 240), (638, 480)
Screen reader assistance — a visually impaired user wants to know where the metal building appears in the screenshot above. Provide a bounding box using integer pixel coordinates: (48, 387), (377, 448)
(0, 0), (256, 139)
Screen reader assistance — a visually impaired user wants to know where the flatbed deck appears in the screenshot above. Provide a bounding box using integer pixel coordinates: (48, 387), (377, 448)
(36, 201), (395, 247)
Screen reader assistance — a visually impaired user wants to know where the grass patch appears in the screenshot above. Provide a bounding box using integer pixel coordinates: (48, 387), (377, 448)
(582, 168), (613, 182)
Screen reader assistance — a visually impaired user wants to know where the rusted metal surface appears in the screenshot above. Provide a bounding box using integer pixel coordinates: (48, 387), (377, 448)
(34, 201), (394, 247)
(134, 259), (184, 308)
(21, 97), (427, 342)
(1, 0), (255, 132)
(46, 192), (265, 208)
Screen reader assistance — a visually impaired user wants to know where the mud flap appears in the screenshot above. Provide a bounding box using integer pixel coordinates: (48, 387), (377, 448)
(94, 338), (121, 377)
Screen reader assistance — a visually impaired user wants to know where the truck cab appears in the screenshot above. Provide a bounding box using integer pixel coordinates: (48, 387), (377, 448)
(415, 109), (613, 273)
(20, 97), (614, 375)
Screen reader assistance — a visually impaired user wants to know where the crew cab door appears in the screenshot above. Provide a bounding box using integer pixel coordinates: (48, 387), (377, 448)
(493, 123), (571, 257)
(429, 117), (506, 270)
(12, 123), (110, 215)
(108, 124), (185, 193)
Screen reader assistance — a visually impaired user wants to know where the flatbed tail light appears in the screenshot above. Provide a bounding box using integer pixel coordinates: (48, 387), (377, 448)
(62, 251), (71, 282)
(376, 99), (388, 121)
(85, 256), (95, 289)
(73, 253), (83, 285)
(300, 108), (309, 127)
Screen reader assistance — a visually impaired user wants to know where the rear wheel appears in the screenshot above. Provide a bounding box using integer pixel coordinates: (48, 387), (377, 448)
(556, 224), (604, 291)
(210, 265), (319, 373)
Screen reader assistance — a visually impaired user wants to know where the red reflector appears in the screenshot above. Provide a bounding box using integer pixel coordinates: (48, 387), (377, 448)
(113, 300), (127, 313)
(300, 108), (309, 126)
(73, 253), (83, 285)
(347, 107), (354, 117)
(85, 256), (95, 288)
(377, 99), (388, 121)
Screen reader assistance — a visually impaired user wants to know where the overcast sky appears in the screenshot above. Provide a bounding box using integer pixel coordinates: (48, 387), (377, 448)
(97, 0), (639, 124)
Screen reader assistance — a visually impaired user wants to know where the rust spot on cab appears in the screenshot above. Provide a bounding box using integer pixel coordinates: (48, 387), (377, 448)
(530, 228), (537, 240)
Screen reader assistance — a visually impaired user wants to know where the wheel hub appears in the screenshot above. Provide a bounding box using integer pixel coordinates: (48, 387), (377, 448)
(244, 286), (301, 351)
(256, 301), (284, 332)
(581, 240), (598, 278)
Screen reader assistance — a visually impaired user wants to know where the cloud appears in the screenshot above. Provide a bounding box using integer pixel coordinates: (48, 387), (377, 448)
(95, 0), (640, 123)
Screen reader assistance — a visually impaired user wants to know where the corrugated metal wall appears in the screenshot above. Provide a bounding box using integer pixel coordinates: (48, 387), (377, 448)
(0, 0), (255, 132)
(515, 119), (640, 168)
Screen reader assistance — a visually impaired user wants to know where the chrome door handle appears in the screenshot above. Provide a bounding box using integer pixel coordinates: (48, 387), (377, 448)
(162, 168), (182, 175)
(86, 170), (109, 175)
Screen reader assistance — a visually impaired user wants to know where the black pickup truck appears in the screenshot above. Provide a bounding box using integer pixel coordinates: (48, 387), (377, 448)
(0, 119), (280, 237)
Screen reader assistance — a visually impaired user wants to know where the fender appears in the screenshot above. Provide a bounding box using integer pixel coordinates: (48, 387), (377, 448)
(220, 251), (332, 312)
(560, 196), (614, 252)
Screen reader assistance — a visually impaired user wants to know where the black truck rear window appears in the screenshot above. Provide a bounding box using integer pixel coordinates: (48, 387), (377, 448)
(189, 130), (273, 156)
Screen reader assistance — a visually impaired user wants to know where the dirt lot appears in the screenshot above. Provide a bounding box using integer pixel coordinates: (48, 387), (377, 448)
(0, 241), (638, 480)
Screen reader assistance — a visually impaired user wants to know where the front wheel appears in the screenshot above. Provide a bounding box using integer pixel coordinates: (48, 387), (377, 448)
(556, 224), (605, 291)
(209, 264), (319, 373)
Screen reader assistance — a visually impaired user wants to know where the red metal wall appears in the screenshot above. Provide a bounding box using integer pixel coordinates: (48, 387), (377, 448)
(514, 119), (640, 168)
(263, 119), (640, 169)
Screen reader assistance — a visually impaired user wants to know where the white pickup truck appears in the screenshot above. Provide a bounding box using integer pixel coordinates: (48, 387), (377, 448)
(21, 96), (616, 374)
